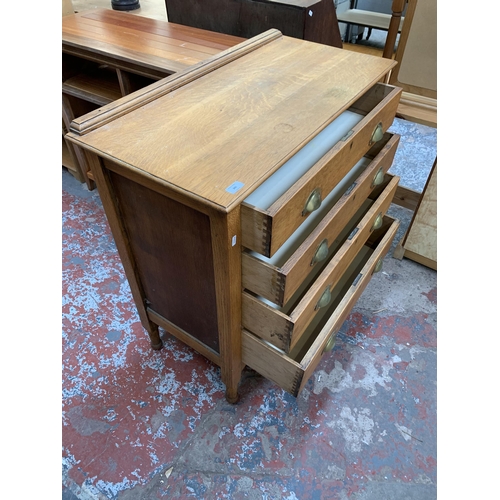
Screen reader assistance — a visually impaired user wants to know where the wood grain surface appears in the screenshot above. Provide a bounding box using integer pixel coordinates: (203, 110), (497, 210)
(69, 33), (395, 211)
(62, 9), (244, 74)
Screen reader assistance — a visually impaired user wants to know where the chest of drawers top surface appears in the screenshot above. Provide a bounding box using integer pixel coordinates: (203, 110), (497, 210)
(68, 31), (395, 211)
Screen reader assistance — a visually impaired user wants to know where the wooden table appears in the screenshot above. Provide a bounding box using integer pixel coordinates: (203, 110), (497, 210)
(62, 8), (244, 189)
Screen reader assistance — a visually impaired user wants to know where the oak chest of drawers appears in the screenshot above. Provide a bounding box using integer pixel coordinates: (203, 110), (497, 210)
(66, 30), (402, 402)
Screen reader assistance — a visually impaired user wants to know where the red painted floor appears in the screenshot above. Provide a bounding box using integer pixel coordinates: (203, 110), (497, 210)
(62, 164), (437, 499)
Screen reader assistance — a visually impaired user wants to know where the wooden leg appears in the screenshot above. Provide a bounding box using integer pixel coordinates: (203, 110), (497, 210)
(210, 208), (244, 404)
(148, 322), (163, 350)
(225, 386), (240, 404)
(86, 151), (163, 352)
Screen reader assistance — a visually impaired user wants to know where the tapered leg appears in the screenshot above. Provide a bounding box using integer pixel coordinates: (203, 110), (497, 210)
(210, 208), (244, 404)
(84, 151), (161, 352)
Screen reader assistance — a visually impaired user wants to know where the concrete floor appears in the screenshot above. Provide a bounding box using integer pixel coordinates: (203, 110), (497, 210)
(62, 2), (438, 498)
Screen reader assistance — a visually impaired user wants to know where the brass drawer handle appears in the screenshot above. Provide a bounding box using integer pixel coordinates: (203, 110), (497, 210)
(311, 239), (329, 266)
(370, 122), (384, 145)
(373, 259), (383, 274)
(302, 188), (322, 216)
(371, 213), (383, 232)
(323, 333), (336, 353)
(371, 167), (385, 188)
(315, 285), (332, 310)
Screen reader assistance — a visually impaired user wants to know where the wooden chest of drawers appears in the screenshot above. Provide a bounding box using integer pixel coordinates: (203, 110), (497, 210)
(66, 30), (402, 402)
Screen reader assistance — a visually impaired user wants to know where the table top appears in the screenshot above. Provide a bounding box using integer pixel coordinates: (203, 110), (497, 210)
(68, 30), (395, 212)
(62, 8), (245, 75)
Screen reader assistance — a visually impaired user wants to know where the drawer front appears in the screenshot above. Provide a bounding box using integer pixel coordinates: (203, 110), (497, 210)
(241, 216), (400, 397)
(241, 83), (402, 258)
(242, 133), (400, 307)
(242, 174), (399, 352)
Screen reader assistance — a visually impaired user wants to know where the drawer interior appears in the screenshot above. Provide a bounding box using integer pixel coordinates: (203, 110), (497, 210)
(242, 131), (396, 270)
(243, 110), (364, 211)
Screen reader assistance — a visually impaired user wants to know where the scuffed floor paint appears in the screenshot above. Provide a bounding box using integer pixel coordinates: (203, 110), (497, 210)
(62, 162), (437, 499)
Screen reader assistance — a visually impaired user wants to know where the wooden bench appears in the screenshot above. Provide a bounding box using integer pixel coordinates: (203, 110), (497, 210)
(62, 8), (244, 189)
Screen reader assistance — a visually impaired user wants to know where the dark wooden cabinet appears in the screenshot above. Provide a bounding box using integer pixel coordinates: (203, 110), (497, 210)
(165, 0), (343, 47)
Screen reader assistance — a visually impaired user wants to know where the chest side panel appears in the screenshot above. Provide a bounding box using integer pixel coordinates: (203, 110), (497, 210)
(108, 169), (220, 352)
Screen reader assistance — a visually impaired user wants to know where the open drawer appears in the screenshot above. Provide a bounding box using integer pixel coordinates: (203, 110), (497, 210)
(242, 132), (400, 307)
(240, 82), (402, 258)
(242, 172), (399, 352)
(241, 215), (400, 397)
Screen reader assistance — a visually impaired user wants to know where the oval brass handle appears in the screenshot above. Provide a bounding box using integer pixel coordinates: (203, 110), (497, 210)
(373, 259), (383, 274)
(370, 122), (384, 145)
(323, 334), (336, 353)
(315, 286), (332, 310)
(302, 188), (322, 216)
(311, 239), (329, 266)
(371, 167), (385, 188)
(371, 213), (383, 232)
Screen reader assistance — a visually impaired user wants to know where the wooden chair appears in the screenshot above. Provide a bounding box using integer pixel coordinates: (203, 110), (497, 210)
(337, 0), (407, 59)
(383, 0), (407, 58)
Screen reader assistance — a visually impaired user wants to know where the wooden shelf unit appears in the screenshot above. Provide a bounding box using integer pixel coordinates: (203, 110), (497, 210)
(62, 9), (244, 189)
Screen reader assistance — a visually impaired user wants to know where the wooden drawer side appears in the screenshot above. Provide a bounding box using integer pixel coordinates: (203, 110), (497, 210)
(242, 330), (305, 396)
(295, 217), (400, 394)
(287, 176), (399, 352)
